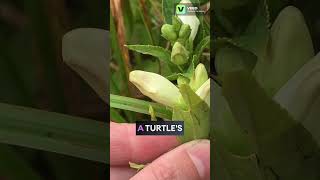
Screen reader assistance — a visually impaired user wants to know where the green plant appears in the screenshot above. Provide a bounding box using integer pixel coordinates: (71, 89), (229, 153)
(110, 0), (210, 144)
(213, 0), (320, 179)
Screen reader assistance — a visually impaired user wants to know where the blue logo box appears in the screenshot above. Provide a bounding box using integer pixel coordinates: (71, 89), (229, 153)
(136, 121), (184, 136)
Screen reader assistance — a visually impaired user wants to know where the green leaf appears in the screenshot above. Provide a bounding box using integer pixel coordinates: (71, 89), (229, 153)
(0, 103), (108, 163)
(173, 84), (209, 143)
(110, 94), (172, 120)
(126, 45), (171, 64)
(214, 143), (264, 180)
(62, 28), (109, 103)
(193, 36), (210, 65)
(212, 81), (254, 156)
(126, 45), (181, 73)
(222, 71), (320, 179)
(253, 6), (314, 96)
(215, 45), (257, 76)
(134, 59), (160, 74)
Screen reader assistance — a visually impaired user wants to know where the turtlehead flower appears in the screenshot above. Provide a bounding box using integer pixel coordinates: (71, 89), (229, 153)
(171, 42), (189, 65)
(196, 79), (210, 106)
(129, 70), (182, 107)
(161, 24), (177, 42)
(177, 0), (200, 41)
(189, 63), (208, 91)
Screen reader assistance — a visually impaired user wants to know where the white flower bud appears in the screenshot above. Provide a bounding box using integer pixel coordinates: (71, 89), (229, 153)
(171, 42), (189, 65)
(189, 63), (208, 91)
(129, 70), (181, 107)
(177, 0), (200, 41)
(196, 79), (210, 106)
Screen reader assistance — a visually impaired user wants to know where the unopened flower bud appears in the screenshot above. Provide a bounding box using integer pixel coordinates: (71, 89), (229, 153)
(129, 70), (181, 107)
(196, 79), (210, 106)
(172, 16), (182, 32)
(189, 63), (208, 91)
(161, 24), (177, 42)
(179, 24), (191, 40)
(171, 42), (189, 65)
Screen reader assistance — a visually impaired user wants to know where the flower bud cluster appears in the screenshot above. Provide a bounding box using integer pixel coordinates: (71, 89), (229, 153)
(161, 1), (200, 66)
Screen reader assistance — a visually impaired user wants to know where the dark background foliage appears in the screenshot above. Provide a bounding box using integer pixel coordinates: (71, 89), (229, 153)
(0, 0), (107, 179)
(212, 0), (320, 75)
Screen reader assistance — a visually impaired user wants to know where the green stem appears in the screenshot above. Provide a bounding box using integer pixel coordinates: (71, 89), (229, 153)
(110, 94), (172, 120)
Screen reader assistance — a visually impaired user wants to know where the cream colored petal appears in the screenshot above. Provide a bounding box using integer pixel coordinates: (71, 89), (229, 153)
(129, 70), (181, 107)
(196, 79), (210, 106)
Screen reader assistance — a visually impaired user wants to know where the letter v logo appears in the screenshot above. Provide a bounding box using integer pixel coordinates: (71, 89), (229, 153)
(176, 4), (186, 15)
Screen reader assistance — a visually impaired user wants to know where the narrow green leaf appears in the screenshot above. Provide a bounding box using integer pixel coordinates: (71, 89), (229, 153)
(110, 94), (172, 120)
(126, 45), (171, 63)
(0, 103), (108, 163)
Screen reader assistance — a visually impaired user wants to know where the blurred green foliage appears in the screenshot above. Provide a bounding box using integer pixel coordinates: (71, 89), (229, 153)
(0, 0), (107, 179)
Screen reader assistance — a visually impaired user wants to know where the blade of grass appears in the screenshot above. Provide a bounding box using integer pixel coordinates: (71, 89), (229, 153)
(0, 103), (108, 163)
(110, 94), (172, 119)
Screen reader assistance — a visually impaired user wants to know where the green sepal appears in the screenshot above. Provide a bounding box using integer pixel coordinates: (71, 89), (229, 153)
(173, 84), (210, 143)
